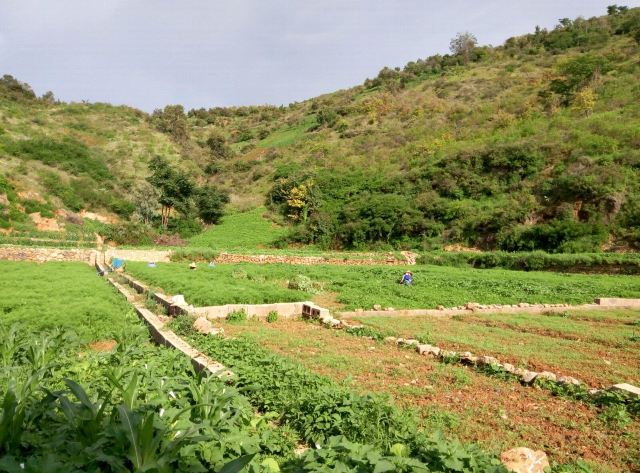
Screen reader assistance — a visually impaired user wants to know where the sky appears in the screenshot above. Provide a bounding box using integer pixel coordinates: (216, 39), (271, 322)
(0, 0), (638, 112)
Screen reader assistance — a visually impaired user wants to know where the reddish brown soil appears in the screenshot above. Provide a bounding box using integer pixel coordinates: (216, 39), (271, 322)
(88, 339), (117, 352)
(225, 319), (640, 471)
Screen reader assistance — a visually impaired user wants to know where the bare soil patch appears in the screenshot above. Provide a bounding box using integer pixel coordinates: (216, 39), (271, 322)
(88, 339), (117, 352)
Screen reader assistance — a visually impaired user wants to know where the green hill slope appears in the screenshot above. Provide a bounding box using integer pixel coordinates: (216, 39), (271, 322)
(1, 7), (639, 252)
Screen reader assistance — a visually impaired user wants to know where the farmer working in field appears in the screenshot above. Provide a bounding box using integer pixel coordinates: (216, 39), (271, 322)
(400, 271), (413, 286)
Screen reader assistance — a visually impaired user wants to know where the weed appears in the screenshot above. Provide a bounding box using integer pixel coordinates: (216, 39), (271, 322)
(227, 309), (247, 323)
(598, 404), (632, 428)
(266, 310), (278, 323)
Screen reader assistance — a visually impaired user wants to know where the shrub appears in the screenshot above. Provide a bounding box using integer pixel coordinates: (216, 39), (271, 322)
(3, 136), (112, 180)
(288, 274), (324, 293)
(103, 222), (155, 246)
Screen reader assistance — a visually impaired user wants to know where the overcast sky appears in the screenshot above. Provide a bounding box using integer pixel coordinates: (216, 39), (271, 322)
(1, 1), (638, 112)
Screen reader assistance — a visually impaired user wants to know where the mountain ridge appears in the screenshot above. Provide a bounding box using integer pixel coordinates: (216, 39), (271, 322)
(1, 6), (639, 252)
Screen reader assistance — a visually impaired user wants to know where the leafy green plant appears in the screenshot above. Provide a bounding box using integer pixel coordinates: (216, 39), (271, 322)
(266, 311), (279, 323)
(227, 309), (247, 323)
(598, 404), (632, 428)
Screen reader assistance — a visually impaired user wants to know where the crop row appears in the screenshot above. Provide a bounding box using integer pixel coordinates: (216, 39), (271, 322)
(126, 261), (640, 310)
(338, 323), (640, 418)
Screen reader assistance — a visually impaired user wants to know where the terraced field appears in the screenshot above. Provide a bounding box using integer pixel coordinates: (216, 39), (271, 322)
(1, 260), (517, 472)
(126, 261), (640, 309)
(208, 316), (640, 472)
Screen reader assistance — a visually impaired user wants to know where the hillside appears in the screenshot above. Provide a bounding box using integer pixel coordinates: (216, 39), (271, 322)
(1, 6), (640, 252)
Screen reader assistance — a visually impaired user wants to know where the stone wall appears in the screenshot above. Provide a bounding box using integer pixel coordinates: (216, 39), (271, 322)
(595, 297), (640, 308)
(0, 246), (95, 265)
(214, 252), (403, 266)
(193, 301), (318, 319)
(105, 248), (172, 263)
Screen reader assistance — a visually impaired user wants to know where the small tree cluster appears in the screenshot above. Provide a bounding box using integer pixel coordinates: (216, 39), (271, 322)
(147, 156), (229, 228)
(449, 32), (478, 64)
(151, 105), (189, 142)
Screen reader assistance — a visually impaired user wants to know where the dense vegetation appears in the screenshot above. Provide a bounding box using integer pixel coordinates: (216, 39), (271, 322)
(0, 262), (297, 471)
(1, 7), (640, 253)
(199, 7), (640, 252)
(417, 250), (640, 273)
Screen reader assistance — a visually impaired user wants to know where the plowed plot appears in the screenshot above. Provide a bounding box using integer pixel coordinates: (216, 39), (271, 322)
(355, 309), (640, 387)
(221, 319), (640, 472)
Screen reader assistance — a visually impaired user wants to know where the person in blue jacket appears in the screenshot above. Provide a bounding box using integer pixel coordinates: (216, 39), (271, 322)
(400, 271), (413, 286)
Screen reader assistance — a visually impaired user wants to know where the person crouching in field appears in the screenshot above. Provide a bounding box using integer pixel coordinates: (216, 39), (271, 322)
(400, 271), (413, 286)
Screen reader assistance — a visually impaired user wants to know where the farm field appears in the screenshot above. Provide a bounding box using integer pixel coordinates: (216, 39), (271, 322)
(126, 261), (640, 309)
(207, 317), (640, 472)
(0, 261), (133, 340)
(0, 261), (516, 472)
(187, 207), (287, 250)
(353, 309), (640, 386)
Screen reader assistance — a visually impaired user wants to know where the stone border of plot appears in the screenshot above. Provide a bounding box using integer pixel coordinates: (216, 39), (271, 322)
(390, 337), (640, 399)
(106, 277), (233, 378)
(338, 298), (640, 319)
(115, 272), (330, 321)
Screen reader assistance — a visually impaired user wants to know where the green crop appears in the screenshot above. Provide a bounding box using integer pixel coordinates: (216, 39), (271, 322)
(127, 261), (640, 310)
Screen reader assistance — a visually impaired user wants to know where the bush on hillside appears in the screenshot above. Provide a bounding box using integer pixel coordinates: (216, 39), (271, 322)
(2, 136), (112, 180)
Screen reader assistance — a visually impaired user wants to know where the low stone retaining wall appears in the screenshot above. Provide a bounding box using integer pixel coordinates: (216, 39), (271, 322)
(339, 300), (640, 319)
(0, 246), (96, 264)
(120, 273), (149, 294)
(595, 297), (640, 308)
(108, 278), (232, 377)
(193, 301), (329, 320)
(214, 252), (403, 266)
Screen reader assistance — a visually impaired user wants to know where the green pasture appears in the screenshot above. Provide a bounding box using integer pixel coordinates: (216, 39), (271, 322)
(187, 207), (287, 249)
(125, 261), (640, 310)
(257, 114), (317, 148)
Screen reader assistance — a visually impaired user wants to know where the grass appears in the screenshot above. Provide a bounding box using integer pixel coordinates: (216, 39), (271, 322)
(187, 207), (287, 249)
(257, 114), (317, 148)
(0, 261), (132, 341)
(356, 309), (640, 386)
(125, 261), (640, 310)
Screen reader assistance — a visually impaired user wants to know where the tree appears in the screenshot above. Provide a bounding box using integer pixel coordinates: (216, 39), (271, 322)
(0, 75), (36, 101)
(558, 18), (572, 28)
(41, 91), (56, 104)
(573, 87), (596, 115)
(449, 32), (477, 64)
(195, 186), (230, 224)
(151, 105), (189, 142)
(147, 156), (195, 227)
(131, 182), (160, 224)
(205, 132), (233, 160)
(608, 4), (629, 15)
(550, 54), (611, 103)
